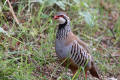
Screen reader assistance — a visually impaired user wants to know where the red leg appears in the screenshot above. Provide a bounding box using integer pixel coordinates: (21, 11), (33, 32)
(85, 71), (87, 80)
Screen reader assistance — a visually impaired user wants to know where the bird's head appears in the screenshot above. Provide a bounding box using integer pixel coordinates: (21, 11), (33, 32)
(54, 12), (70, 25)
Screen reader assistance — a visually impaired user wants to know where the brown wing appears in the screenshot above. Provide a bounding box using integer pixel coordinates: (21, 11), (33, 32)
(65, 32), (90, 53)
(64, 32), (91, 66)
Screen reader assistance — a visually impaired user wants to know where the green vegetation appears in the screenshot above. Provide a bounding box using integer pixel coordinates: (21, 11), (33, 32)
(0, 0), (120, 80)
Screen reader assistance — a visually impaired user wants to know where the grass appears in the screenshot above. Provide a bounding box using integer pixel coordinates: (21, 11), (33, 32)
(0, 0), (120, 80)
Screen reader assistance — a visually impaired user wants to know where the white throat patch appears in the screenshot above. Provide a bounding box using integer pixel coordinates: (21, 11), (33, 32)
(57, 17), (66, 24)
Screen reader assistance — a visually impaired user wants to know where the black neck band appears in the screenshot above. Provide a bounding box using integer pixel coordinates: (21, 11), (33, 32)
(58, 18), (67, 30)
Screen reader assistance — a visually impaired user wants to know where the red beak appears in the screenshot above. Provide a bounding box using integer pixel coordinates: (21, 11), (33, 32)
(54, 16), (59, 19)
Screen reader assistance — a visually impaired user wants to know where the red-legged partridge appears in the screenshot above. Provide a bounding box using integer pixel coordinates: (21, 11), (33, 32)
(54, 12), (101, 80)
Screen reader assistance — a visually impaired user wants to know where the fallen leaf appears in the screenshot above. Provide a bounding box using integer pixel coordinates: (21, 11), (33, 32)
(107, 77), (117, 80)
(112, 50), (120, 57)
(0, 27), (8, 35)
(117, 75), (120, 80)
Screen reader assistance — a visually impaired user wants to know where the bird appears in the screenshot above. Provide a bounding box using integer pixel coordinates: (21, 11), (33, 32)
(54, 12), (101, 80)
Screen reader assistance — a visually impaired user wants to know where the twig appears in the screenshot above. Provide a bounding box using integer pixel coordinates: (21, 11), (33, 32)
(7, 0), (20, 25)
(109, 28), (116, 39)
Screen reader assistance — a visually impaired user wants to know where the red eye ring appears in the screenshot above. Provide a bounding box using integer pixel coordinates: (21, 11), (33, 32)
(54, 16), (59, 19)
(54, 15), (64, 19)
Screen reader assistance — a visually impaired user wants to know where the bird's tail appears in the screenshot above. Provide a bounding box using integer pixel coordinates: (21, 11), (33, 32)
(89, 61), (101, 80)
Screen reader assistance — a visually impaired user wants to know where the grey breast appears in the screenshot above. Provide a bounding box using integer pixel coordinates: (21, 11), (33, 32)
(55, 39), (72, 59)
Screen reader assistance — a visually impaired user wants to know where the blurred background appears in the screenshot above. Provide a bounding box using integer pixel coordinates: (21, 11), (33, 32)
(0, 0), (120, 80)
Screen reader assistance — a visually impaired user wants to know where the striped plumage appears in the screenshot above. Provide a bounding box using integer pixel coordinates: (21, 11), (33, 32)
(54, 12), (101, 80)
(70, 41), (90, 67)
